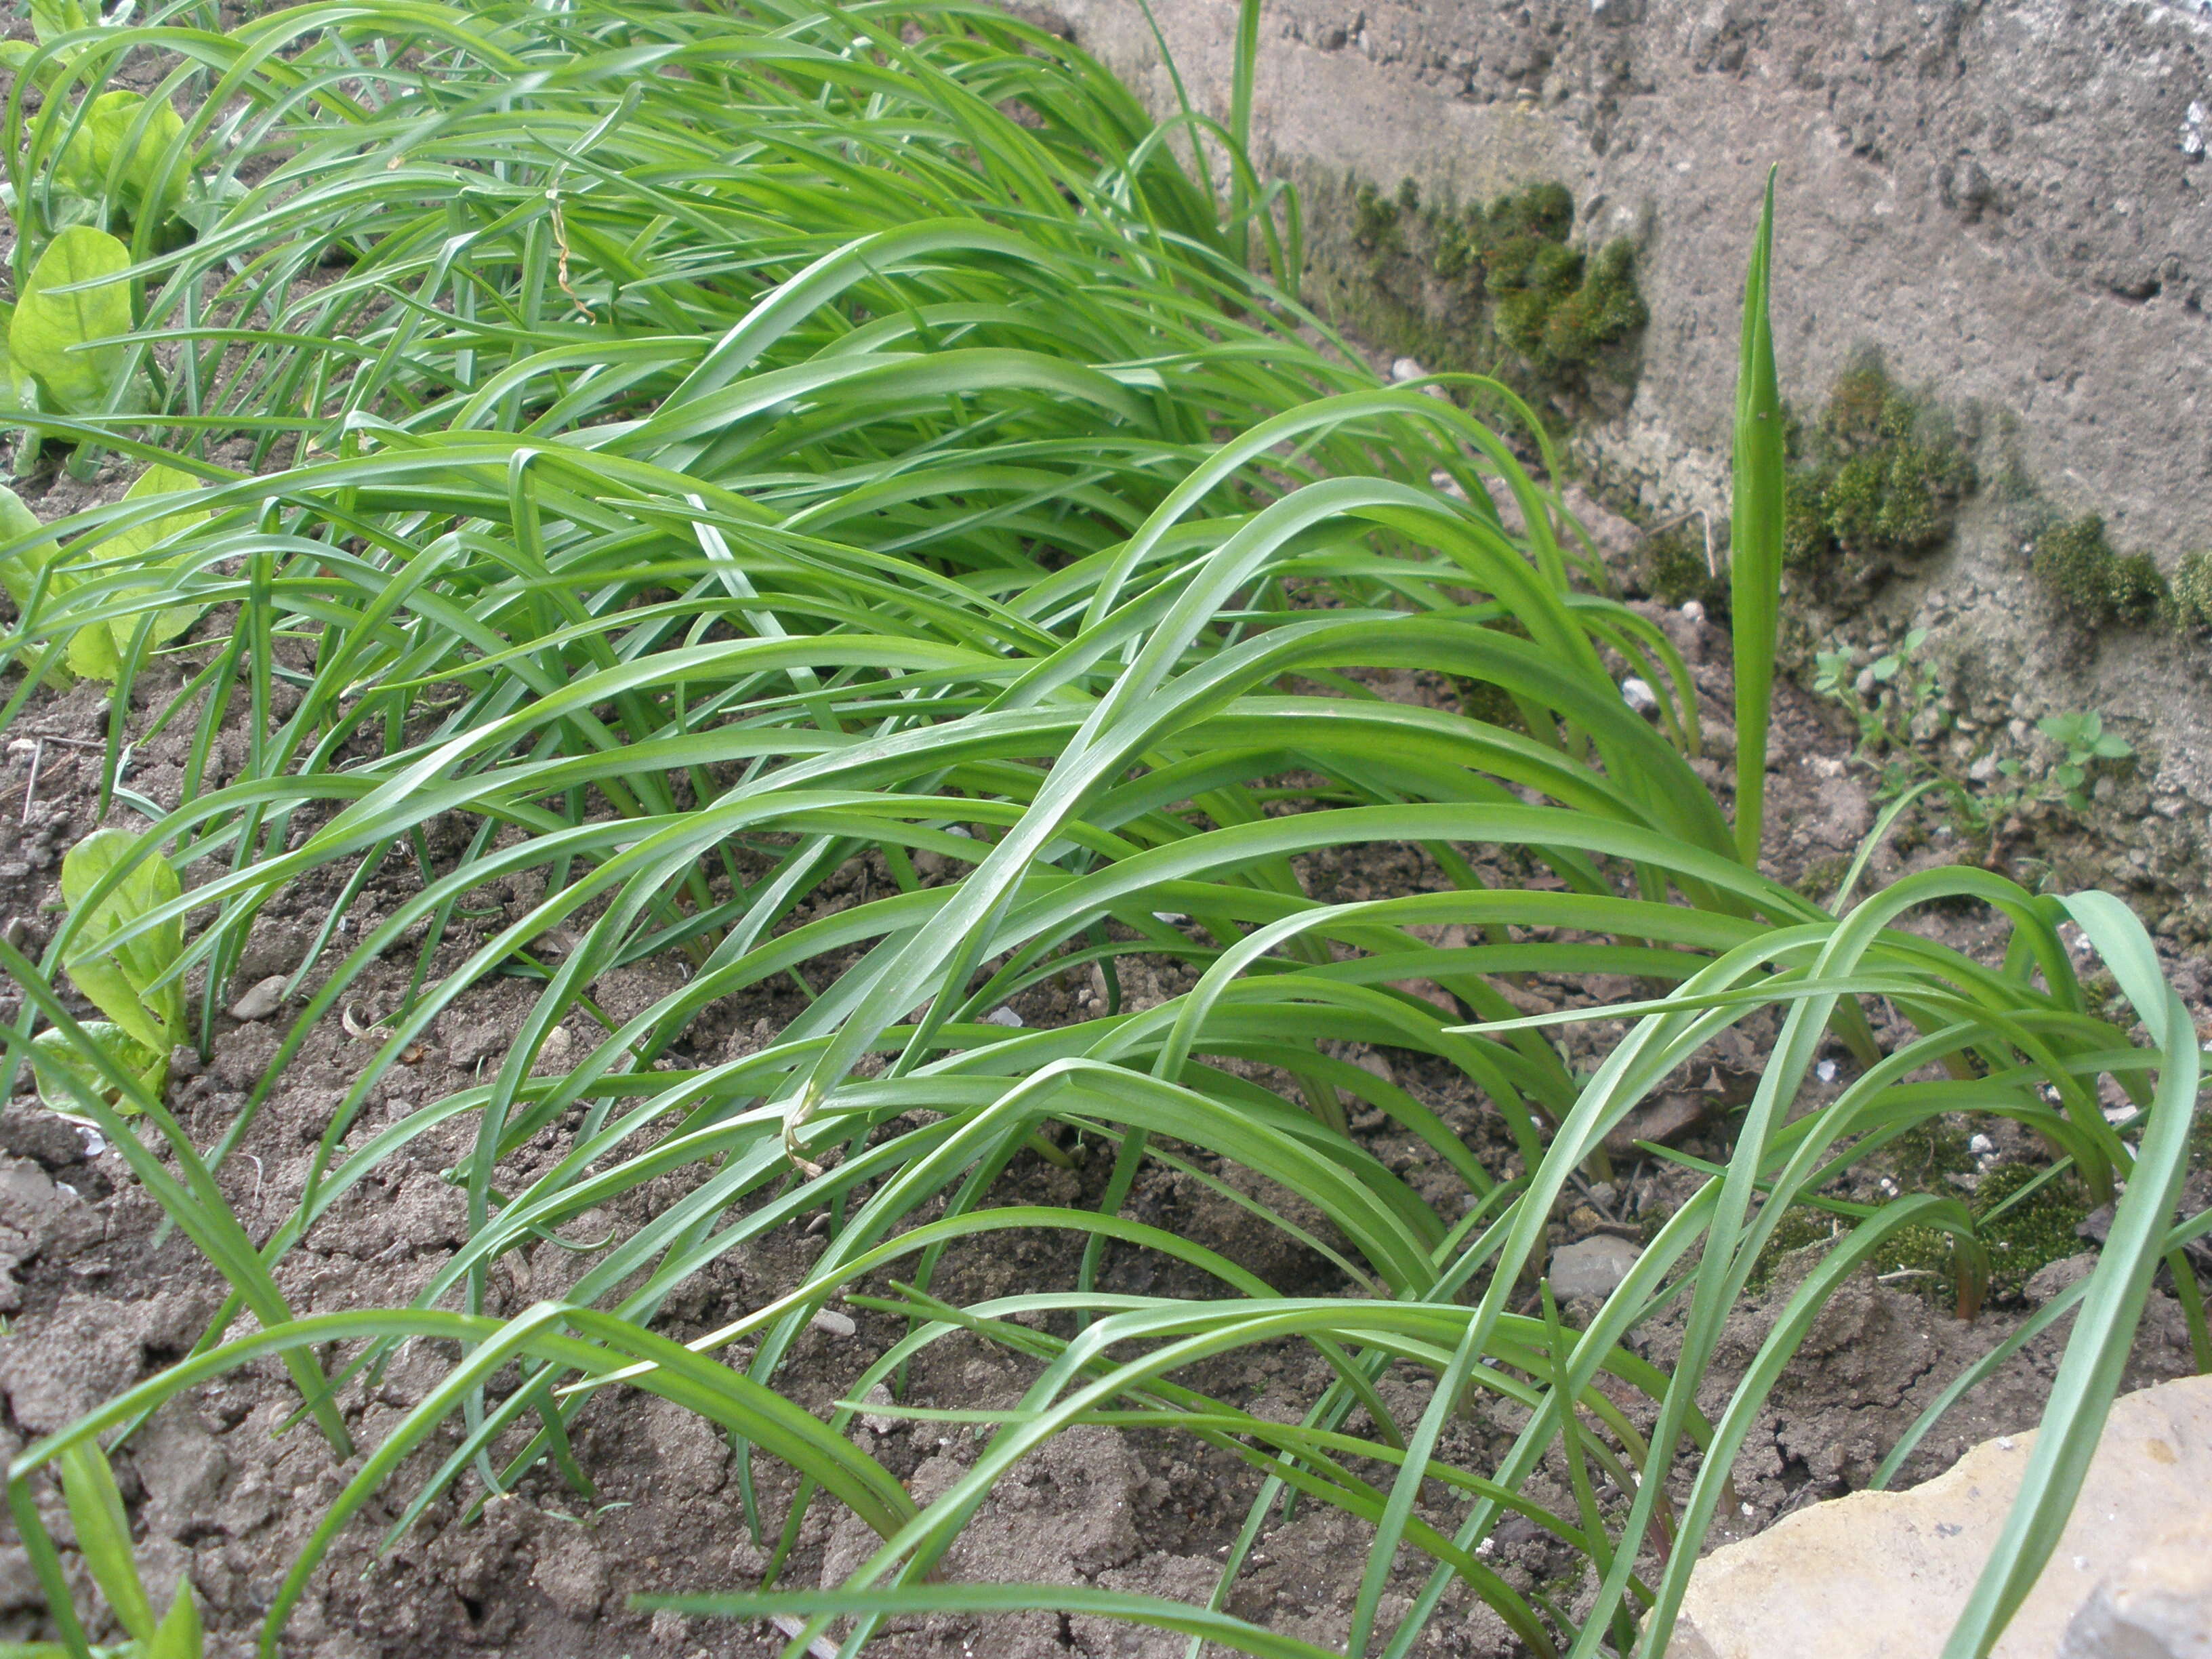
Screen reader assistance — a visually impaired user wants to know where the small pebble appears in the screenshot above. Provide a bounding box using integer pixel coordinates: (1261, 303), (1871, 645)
(1390, 356), (1425, 382)
(983, 1007), (1023, 1027)
(228, 975), (289, 1022)
(1968, 1133), (1995, 1155)
(1814, 1059), (1838, 1084)
(1680, 599), (1706, 623)
(808, 1308), (856, 1338)
(1620, 676), (1659, 716)
(859, 1382), (899, 1437)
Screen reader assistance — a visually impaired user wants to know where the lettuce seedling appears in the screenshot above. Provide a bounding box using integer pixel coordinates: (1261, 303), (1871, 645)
(36, 827), (186, 1110)
(0, 0), (115, 91)
(61, 461), (207, 679)
(51, 88), (188, 232)
(9, 224), (134, 417)
(0, 465), (205, 682)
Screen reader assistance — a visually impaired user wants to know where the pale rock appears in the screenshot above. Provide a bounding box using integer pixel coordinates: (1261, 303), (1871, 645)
(2059, 1523), (2212, 1658)
(1620, 676), (1660, 716)
(1675, 1374), (2212, 1659)
(808, 1307), (856, 1338)
(1547, 1235), (1639, 1300)
(228, 975), (289, 1022)
(858, 1381), (900, 1437)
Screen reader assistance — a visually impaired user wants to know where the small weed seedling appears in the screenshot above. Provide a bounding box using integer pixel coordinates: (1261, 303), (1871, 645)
(32, 827), (185, 1110)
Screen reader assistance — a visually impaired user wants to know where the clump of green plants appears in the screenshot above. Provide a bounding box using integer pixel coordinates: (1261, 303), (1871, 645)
(0, 13), (2196, 1659)
(1811, 626), (1951, 802)
(1783, 351), (1975, 594)
(2032, 513), (2173, 628)
(30, 827), (187, 1107)
(1812, 624), (2137, 844)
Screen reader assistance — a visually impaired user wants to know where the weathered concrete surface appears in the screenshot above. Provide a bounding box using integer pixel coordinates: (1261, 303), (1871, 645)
(1672, 1372), (2212, 1658)
(1035, 0), (2212, 930)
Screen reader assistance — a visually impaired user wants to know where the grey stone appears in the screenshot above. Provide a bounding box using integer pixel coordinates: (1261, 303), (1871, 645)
(1547, 1235), (1639, 1300)
(2060, 1523), (2212, 1658)
(1675, 1374), (2212, 1659)
(227, 975), (288, 1022)
(2024, 1250), (2100, 1306)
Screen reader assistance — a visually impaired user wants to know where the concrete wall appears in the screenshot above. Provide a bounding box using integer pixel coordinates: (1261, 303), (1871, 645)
(1037, 0), (2212, 925)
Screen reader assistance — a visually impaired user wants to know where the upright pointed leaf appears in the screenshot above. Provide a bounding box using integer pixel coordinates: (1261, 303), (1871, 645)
(57, 1440), (155, 1645)
(1729, 168), (1783, 866)
(145, 1578), (203, 1659)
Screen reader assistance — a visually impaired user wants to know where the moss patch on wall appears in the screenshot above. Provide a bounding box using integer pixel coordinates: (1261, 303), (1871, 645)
(2030, 515), (2170, 628)
(1305, 173), (1647, 418)
(1781, 351), (1975, 601)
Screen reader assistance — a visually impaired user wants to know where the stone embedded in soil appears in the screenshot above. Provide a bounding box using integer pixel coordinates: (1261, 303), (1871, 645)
(1547, 1234), (1640, 1300)
(2024, 1250), (2100, 1305)
(1674, 1372), (2212, 1659)
(226, 975), (289, 1022)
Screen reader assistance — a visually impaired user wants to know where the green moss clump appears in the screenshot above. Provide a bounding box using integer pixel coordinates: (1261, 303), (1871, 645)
(2032, 514), (2173, 629)
(1973, 1162), (2093, 1301)
(1784, 352), (1974, 594)
(1536, 241), (1648, 367)
(1353, 180), (1401, 252)
(1642, 524), (1719, 607)
(2172, 550), (2212, 632)
(1461, 185), (1642, 373)
(1315, 172), (1646, 418)
(1870, 1159), (2093, 1305)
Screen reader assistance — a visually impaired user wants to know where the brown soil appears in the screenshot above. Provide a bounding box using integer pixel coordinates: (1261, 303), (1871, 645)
(0, 497), (2207, 1659)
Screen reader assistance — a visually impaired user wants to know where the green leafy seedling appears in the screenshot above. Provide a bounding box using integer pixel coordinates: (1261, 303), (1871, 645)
(60, 462), (207, 680)
(0, 0), (110, 90)
(52, 90), (189, 231)
(9, 224), (134, 418)
(48, 826), (185, 1105)
(2038, 711), (2133, 812)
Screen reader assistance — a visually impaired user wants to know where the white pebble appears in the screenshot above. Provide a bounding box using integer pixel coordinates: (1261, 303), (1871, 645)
(1620, 676), (1660, 716)
(1968, 1133), (1994, 1155)
(983, 1007), (1023, 1027)
(1390, 356), (1425, 382)
(1679, 599), (1706, 624)
(808, 1308), (856, 1338)
(1814, 1059), (1838, 1084)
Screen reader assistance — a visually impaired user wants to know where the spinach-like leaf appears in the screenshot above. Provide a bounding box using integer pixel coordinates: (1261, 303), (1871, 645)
(60, 460), (207, 679)
(29, 1019), (162, 1115)
(9, 224), (133, 416)
(59, 825), (185, 1065)
(55, 89), (188, 227)
(0, 480), (46, 609)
